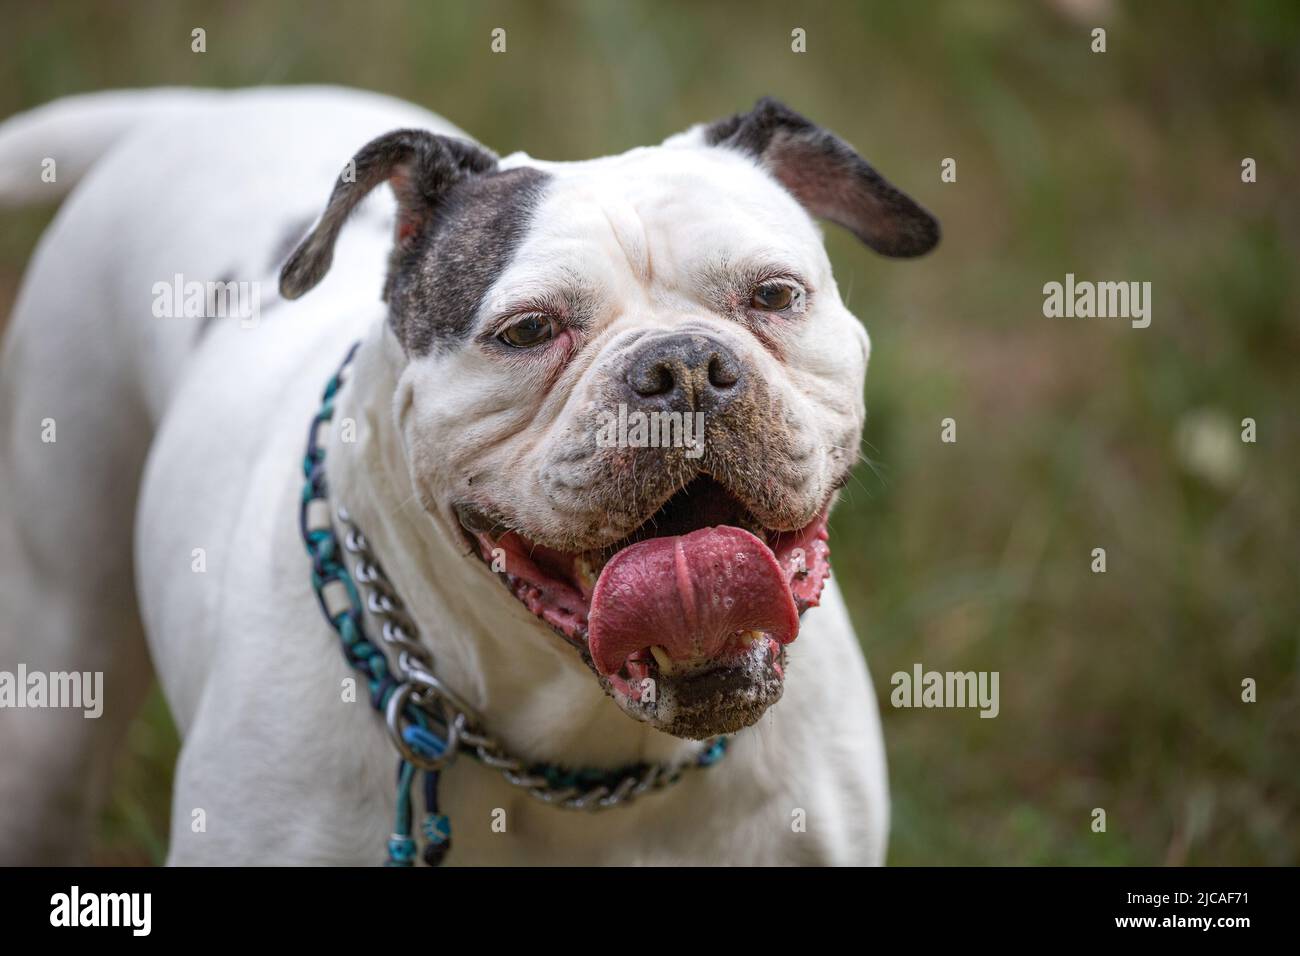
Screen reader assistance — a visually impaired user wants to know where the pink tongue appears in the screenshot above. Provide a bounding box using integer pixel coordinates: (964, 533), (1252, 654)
(587, 525), (800, 677)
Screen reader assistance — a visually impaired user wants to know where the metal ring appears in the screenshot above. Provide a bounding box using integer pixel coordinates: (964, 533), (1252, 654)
(384, 682), (461, 772)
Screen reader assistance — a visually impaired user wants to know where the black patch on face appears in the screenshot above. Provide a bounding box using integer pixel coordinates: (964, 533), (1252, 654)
(386, 166), (550, 355)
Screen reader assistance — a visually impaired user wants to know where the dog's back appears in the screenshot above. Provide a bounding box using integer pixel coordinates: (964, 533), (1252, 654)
(0, 87), (456, 861)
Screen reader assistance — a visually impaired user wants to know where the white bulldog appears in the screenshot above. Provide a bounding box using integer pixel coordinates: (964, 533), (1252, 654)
(0, 87), (937, 865)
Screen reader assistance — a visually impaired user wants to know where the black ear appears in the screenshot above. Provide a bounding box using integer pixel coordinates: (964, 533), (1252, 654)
(703, 97), (939, 258)
(280, 129), (498, 299)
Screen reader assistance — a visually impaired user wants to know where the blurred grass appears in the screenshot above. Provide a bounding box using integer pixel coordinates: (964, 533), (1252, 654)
(0, 0), (1296, 865)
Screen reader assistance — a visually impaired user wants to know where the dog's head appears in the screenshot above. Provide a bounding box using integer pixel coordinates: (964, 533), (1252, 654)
(283, 97), (938, 740)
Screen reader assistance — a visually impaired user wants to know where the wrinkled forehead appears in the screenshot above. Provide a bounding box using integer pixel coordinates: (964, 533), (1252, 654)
(493, 147), (829, 303)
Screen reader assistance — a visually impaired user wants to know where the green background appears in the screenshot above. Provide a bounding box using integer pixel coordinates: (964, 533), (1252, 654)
(1, 0), (1296, 865)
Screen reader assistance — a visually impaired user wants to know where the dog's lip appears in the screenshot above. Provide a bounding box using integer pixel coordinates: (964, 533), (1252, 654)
(454, 502), (501, 537)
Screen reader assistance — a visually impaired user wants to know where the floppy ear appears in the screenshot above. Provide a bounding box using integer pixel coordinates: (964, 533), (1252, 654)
(702, 97), (939, 258)
(280, 129), (498, 299)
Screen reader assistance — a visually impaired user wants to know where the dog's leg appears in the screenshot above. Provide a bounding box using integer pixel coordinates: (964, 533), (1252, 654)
(0, 232), (155, 864)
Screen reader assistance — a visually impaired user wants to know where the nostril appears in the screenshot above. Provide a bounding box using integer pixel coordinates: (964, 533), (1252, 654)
(707, 354), (739, 389)
(631, 362), (675, 397)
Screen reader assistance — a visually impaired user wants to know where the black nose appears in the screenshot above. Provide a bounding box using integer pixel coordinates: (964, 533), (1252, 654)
(624, 332), (746, 412)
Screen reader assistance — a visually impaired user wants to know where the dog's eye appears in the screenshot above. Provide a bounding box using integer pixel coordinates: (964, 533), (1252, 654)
(499, 314), (556, 348)
(750, 282), (797, 312)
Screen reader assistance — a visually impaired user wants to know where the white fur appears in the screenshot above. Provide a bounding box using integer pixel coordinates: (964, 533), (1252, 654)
(0, 87), (888, 865)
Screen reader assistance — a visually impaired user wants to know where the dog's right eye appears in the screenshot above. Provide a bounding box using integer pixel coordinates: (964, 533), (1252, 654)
(498, 314), (556, 348)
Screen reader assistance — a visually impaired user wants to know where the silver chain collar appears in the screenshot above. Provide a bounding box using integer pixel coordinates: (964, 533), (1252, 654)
(336, 505), (717, 811)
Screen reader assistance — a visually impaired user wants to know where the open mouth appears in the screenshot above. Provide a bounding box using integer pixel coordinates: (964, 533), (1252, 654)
(457, 475), (831, 738)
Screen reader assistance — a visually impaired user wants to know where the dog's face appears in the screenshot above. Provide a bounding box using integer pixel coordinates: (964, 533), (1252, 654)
(283, 98), (938, 740)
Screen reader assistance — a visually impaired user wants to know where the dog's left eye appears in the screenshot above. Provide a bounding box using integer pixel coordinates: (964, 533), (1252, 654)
(750, 282), (797, 312)
(499, 314), (556, 348)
